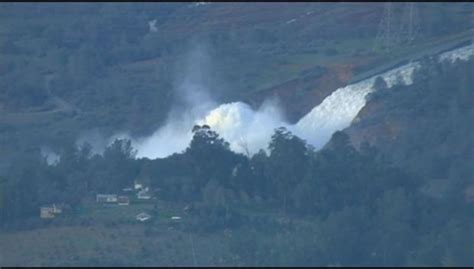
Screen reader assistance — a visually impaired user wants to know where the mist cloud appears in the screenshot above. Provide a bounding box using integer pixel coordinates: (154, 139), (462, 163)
(133, 42), (218, 158)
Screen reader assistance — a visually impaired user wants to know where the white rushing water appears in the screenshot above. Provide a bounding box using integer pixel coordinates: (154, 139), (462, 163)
(439, 43), (474, 62)
(40, 146), (60, 166)
(196, 100), (289, 155)
(114, 43), (474, 159)
(291, 61), (419, 149)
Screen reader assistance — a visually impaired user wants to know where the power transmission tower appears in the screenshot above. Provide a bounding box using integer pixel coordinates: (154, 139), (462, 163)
(374, 3), (397, 53)
(398, 2), (420, 45)
(471, 6), (474, 45)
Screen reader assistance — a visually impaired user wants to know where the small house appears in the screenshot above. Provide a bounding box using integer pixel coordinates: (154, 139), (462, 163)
(96, 194), (118, 203)
(134, 180), (143, 191)
(40, 203), (65, 219)
(117, 195), (130, 205)
(137, 188), (152, 200)
(40, 206), (55, 219)
(136, 212), (152, 222)
(52, 204), (63, 214)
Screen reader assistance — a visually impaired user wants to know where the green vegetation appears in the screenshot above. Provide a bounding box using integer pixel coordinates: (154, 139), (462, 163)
(0, 3), (472, 147)
(1, 57), (473, 266)
(0, 3), (473, 267)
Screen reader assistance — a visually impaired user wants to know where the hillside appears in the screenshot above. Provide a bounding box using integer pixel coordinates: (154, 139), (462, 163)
(1, 3), (474, 267)
(346, 55), (474, 181)
(0, 3), (472, 140)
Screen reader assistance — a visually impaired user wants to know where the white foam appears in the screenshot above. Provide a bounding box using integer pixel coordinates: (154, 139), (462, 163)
(40, 146), (60, 166)
(197, 101), (288, 155)
(439, 43), (474, 63)
(293, 61), (419, 149)
(118, 43), (474, 159)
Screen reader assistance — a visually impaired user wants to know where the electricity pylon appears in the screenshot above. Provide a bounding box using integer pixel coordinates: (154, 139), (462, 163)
(373, 3), (397, 53)
(471, 6), (474, 45)
(398, 2), (420, 45)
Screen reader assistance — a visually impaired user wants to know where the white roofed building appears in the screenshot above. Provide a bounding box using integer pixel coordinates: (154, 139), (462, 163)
(136, 212), (152, 222)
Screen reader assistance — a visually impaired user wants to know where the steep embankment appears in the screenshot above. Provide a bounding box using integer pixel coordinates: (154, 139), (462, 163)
(346, 43), (474, 146)
(344, 44), (474, 182)
(246, 30), (474, 124)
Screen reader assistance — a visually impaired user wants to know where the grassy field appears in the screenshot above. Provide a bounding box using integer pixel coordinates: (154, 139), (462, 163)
(0, 223), (235, 266)
(0, 197), (327, 266)
(0, 198), (235, 266)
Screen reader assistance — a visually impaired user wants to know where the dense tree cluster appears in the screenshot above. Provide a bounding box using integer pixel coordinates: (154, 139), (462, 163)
(0, 4), (473, 264)
(1, 68), (472, 266)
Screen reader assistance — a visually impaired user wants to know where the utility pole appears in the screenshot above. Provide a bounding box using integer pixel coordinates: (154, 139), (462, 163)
(189, 233), (197, 266)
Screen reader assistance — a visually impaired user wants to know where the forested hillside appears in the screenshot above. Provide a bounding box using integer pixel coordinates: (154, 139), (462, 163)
(348, 55), (474, 189)
(0, 3), (472, 153)
(0, 3), (473, 267)
(1, 57), (473, 266)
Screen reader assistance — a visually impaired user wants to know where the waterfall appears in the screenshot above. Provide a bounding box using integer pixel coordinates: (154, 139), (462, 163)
(291, 61), (419, 149)
(108, 43), (474, 159)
